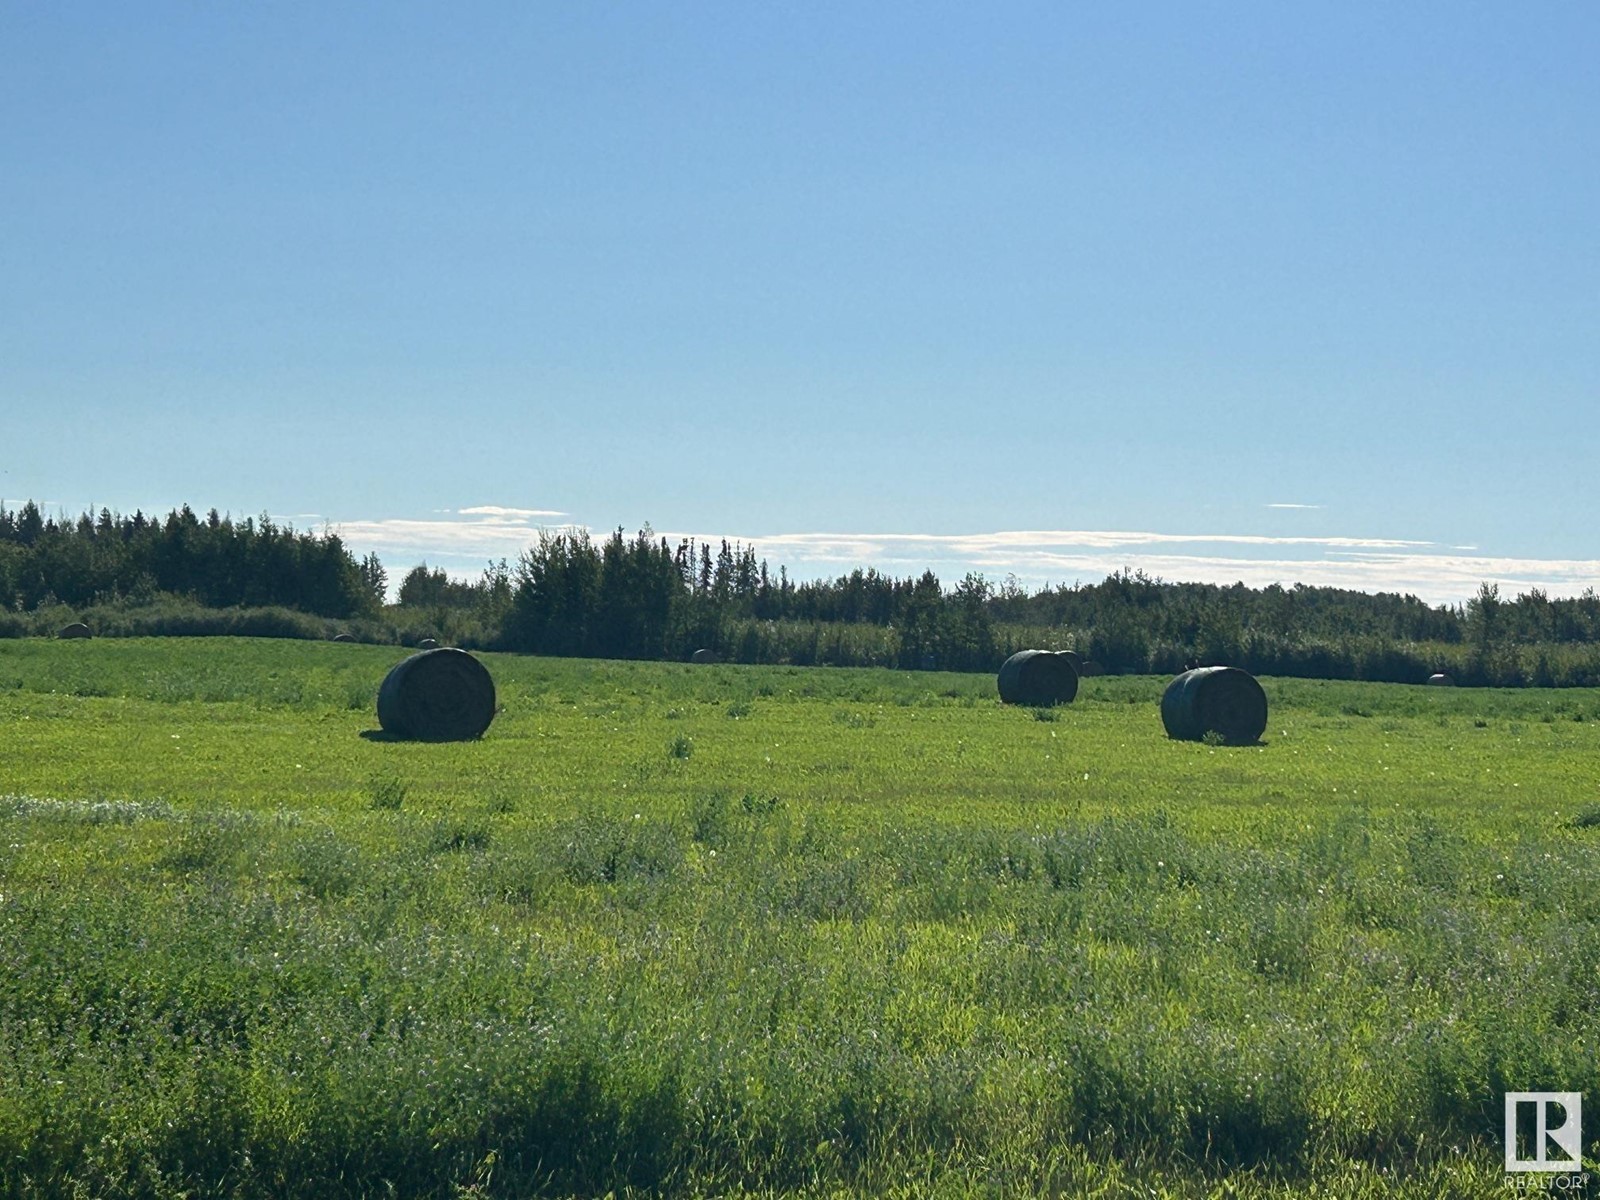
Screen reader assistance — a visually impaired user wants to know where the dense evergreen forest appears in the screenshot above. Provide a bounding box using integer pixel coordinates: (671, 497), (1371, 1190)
(5, 502), (1600, 687)
(0, 502), (383, 618)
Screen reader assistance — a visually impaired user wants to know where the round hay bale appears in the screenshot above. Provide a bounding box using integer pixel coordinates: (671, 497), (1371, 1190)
(332, 633), (356, 643)
(1426, 673), (1454, 687)
(997, 650), (1079, 706)
(57, 622), (92, 639)
(417, 637), (439, 650)
(690, 648), (719, 665)
(1080, 660), (1105, 677)
(376, 648), (496, 742)
(1059, 650), (1084, 674)
(1161, 667), (1267, 745)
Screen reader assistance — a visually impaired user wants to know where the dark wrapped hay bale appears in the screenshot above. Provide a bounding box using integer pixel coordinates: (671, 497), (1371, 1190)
(1161, 667), (1267, 745)
(691, 648), (719, 664)
(1080, 661), (1105, 677)
(377, 648), (497, 741)
(1059, 650), (1084, 674)
(57, 623), (92, 639)
(332, 633), (356, 643)
(997, 650), (1079, 706)
(1426, 673), (1454, 687)
(417, 638), (439, 650)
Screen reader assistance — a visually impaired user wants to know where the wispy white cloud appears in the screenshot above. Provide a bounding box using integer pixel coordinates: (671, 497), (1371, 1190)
(1266, 502), (1323, 509)
(329, 510), (1600, 604)
(457, 505), (567, 519)
(659, 529), (1600, 603)
(940, 548), (1600, 602)
(331, 505), (577, 568)
(668, 529), (1435, 560)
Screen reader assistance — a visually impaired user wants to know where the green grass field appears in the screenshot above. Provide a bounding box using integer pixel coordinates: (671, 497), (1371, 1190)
(3, 638), (1599, 1198)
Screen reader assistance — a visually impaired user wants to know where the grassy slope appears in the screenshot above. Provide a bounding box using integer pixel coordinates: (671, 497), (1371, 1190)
(2, 638), (1599, 1197)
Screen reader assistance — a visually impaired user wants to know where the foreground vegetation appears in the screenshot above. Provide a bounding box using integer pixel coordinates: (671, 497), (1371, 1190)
(2, 639), (1597, 1196)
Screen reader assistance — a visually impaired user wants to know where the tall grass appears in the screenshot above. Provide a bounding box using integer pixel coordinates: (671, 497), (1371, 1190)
(1, 799), (1587, 1195)
(1, 639), (1596, 1195)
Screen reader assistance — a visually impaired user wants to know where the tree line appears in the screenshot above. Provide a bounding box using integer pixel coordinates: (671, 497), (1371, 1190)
(0, 501), (382, 618)
(6, 502), (1600, 686)
(492, 528), (996, 671)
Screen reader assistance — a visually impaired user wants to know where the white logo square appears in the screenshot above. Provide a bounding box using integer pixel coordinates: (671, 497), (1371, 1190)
(1506, 1092), (1583, 1173)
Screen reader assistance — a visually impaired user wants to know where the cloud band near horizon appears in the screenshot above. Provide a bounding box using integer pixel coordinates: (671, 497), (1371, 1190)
(329, 509), (1600, 605)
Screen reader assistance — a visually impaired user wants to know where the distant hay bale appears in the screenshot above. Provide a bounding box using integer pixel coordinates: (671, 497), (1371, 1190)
(997, 650), (1079, 707)
(1426, 673), (1454, 687)
(332, 633), (356, 643)
(57, 623), (92, 640)
(376, 648), (497, 742)
(1059, 651), (1084, 674)
(691, 648), (719, 665)
(1080, 661), (1104, 677)
(417, 638), (439, 650)
(1161, 667), (1267, 745)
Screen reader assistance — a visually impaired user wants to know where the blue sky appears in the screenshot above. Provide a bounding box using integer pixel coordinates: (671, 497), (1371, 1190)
(5, 3), (1597, 602)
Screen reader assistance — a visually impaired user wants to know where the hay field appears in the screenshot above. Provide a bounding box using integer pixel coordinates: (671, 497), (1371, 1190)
(3, 638), (1599, 1197)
